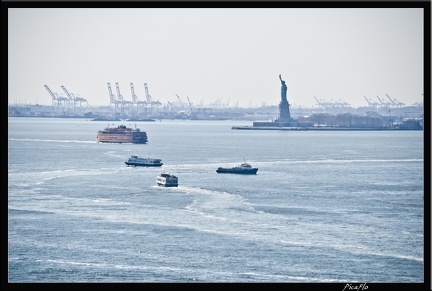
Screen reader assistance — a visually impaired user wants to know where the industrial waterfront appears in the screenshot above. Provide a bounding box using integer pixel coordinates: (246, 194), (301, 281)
(8, 81), (424, 130)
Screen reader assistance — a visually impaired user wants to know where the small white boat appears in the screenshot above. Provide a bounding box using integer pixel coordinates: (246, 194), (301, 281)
(156, 171), (178, 187)
(125, 155), (163, 167)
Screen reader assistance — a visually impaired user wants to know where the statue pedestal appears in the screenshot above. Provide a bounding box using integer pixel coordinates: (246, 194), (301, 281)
(277, 100), (292, 122)
(252, 98), (298, 127)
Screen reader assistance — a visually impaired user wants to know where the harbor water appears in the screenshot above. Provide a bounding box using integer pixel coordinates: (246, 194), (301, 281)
(8, 117), (424, 283)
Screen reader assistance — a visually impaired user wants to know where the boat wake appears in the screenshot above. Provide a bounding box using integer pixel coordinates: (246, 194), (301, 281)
(137, 158), (423, 174)
(8, 167), (129, 187)
(9, 138), (95, 144)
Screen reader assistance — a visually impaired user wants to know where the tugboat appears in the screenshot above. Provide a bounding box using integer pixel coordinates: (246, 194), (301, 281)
(156, 170), (179, 187)
(125, 155), (163, 167)
(216, 160), (258, 175)
(97, 124), (147, 144)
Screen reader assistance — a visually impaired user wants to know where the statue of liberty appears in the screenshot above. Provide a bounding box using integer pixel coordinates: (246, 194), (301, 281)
(251, 73), (297, 127)
(279, 74), (287, 102)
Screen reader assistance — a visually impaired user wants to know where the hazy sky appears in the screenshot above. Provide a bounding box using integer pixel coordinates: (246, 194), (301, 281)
(8, 7), (424, 108)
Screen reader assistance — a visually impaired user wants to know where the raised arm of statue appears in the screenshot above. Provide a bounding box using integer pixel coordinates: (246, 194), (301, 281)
(279, 74), (287, 102)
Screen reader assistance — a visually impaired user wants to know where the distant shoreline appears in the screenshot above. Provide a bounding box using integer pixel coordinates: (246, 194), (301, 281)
(231, 126), (423, 131)
(7, 116), (423, 131)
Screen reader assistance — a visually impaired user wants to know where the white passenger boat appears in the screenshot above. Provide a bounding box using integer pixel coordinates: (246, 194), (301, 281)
(156, 171), (178, 187)
(125, 155), (163, 167)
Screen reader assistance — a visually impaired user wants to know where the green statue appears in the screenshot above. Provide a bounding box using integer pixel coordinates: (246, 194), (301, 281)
(279, 74), (287, 102)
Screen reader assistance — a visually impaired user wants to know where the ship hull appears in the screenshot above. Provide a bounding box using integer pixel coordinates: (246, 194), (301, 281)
(157, 182), (178, 187)
(216, 168), (258, 175)
(125, 162), (162, 167)
(97, 132), (147, 144)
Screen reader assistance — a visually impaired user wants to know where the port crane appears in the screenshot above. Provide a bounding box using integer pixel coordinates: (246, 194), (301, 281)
(61, 85), (88, 110)
(130, 83), (138, 104)
(166, 101), (175, 119)
(144, 83), (161, 116)
(225, 97), (230, 108)
(175, 93), (187, 107)
(314, 96), (350, 109)
(376, 96), (392, 108)
(175, 94), (191, 118)
(115, 82), (132, 112)
(144, 83), (152, 105)
(74, 94), (88, 107)
(363, 96), (380, 108)
(130, 82), (149, 116)
(186, 96), (196, 118)
(61, 85), (75, 111)
(130, 83), (147, 107)
(115, 82), (124, 104)
(44, 85), (59, 107)
(385, 94), (405, 108)
(45, 85), (68, 109)
(107, 83), (119, 113)
(214, 97), (223, 108)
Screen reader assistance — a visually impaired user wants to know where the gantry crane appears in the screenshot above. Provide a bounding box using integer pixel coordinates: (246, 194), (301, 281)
(44, 85), (59, 107)
(314, 96), (350, 109)
(363, 96), (380, 108)
(175, 93), (187, 109)
(186, 96), (196, 118)
(376, 95), (384, 105)
(61, 85), (88, 110)
(225, 97), (230, 108)
(45, 85), (68, 109)
(130, 83), (147, 107)
(107, 83), (119, 113)
(166, 101), (174, 119)
(130, 83), (138, 104)
(376, 96), (392, 108)
(386, 94), (405, 108)
(61, 85), (76, 111)
(144, 83), (153, 116)
(61, 85), (74, 101)
(144, 83), (152, 104)
(74, 94), (88, 107)
(115, 82), (124, 102)
(176, 94), (193, 118)
(363, 96), (372, 107)
(144, 83), (161, 116)
(115, 82), (132, 112)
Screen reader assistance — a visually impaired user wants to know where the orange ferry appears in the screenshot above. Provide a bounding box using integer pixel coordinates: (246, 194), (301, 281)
(97, 125), (148, 144)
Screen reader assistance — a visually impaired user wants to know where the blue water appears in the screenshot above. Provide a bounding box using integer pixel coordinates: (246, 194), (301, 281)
(8, 117), (424, 282)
